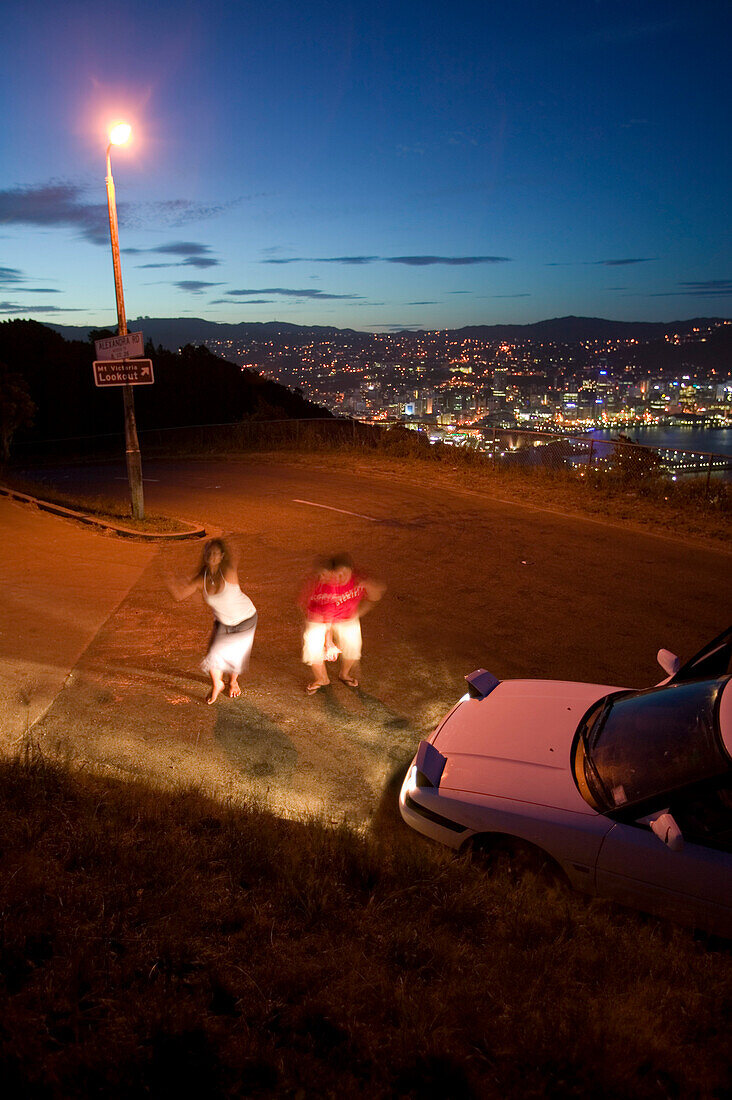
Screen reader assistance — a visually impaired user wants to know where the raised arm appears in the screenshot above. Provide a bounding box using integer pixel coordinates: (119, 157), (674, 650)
(165, 571), (202, 602)
(358, 576), (386, 616)
(222, 544), (241, 584)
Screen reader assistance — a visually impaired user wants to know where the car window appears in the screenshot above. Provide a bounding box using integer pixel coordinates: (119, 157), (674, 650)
(587, 676), (730, 812)
(673, 627), (732, 683)
(671, 781), (732, 853)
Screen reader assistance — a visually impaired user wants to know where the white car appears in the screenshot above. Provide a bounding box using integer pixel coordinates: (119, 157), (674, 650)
(399, 627), (732, 937)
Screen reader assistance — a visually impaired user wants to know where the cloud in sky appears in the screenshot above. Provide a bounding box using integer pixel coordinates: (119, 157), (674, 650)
(210, 298), (277, 305)
(226, 287), (364, 300)
(152, 242), (211, 256)
(0, 183), (225, 247)
(261, 254), (511, 266)
(0, 264), (59, 296)
(0, 183), (109, 245)
(389, 255), (510, 266)
(263, 255), (378, 265)
(678, 279), (732, 291)
(135, 258), (219, 269)
(0, 265), (24, 286)
(596, 257), (656, 266)
(546, 258), (657, 267)
(647, 280), (732, 297)
(174, 280), (224, 295)
(125, 241), (220, 269)
(0, 300), (74, 314)
(127, 241), (214, 258)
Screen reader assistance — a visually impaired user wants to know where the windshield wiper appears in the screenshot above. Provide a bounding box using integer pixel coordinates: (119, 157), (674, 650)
(586, 695), (615, 753)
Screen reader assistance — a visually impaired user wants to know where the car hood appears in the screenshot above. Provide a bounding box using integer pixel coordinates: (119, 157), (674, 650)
(433, 679), (624, 813)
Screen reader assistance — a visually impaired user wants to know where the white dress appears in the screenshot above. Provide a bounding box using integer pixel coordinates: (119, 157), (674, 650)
(201, 576), (257, 675)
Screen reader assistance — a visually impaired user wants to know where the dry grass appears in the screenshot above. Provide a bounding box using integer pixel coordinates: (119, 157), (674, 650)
(1, 746), (730, 1099)
(0, 474), (191, 534)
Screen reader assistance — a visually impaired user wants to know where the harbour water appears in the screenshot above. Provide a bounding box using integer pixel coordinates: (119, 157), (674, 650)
(586, 426), (732, 458)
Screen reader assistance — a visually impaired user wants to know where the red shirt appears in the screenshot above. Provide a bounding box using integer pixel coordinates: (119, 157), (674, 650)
(300, 572), (366, 622)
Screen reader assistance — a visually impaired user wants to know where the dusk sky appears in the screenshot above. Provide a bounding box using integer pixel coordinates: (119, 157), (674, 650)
(1, 0), (730, 333)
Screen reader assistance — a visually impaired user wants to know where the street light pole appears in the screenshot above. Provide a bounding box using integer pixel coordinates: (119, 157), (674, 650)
(105, 127), (144, 520)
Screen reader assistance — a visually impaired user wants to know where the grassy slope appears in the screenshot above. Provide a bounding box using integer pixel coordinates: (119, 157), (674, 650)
(1, 752), (730, 1099)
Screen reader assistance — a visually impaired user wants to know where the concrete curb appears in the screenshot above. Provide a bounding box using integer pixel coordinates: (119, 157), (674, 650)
(0, 484), (206, 542)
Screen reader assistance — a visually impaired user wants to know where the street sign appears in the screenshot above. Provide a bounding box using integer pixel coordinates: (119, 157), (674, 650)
(93, 359), (154, 387)
(94, 331), (144, 361)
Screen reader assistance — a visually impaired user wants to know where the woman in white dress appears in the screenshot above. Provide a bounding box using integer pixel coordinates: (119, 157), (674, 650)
(168, 538), (257, 704)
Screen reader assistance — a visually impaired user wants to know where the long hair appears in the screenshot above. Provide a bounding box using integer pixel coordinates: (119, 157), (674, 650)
(196, 538), (232, 578)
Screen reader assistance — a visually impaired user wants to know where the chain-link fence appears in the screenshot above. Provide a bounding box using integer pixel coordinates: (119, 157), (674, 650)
(476, 426), (731, 491)
(12, 416), (732, 494)
(136, 418), (731, 489)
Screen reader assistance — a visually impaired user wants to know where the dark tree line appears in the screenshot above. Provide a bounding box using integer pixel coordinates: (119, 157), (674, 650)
(0, 320), (331, 454)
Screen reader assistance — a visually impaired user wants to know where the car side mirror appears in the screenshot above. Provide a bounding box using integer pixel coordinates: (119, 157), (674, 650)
(657, 649), (681, 677)
(649, 812), (684, 852)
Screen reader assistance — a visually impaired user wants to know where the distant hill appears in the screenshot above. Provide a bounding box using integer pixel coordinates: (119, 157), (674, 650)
(0, 320), (331, 448)
(449, 316), (706, 342)
(48, 318), (368, 351)
(47, 315), (731, 351)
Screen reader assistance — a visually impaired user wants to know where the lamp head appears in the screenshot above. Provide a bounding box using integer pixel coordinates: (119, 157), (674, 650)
(109, 122), (131, 146)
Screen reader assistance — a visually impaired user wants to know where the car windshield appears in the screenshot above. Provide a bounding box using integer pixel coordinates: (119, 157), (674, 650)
(585, 676), (730, 812)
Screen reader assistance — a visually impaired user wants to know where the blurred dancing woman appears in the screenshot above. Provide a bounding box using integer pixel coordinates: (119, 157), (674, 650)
(168, 538), (257, 704)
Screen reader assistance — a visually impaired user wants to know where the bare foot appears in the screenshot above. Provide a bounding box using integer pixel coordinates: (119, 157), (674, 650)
(228, 679), (241, 698)
(207, 683), (224, 704)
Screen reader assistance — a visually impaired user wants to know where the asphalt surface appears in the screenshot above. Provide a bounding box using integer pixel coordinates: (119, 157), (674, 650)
(0, 495), (155, 738)
(3, 455), (730, 825)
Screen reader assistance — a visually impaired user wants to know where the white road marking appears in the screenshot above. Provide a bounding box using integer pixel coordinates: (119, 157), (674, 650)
(292, 499), (378, 521)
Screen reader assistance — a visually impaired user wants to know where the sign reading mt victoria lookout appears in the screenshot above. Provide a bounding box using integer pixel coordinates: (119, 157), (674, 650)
(93, 359), (154, 387)
(92, 329), (153, 386)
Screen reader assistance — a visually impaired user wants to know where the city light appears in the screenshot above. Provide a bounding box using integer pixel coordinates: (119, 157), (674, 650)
(203, 319), (731, 448)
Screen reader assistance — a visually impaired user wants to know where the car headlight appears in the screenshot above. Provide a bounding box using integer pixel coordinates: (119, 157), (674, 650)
(406, 741), (448, 791)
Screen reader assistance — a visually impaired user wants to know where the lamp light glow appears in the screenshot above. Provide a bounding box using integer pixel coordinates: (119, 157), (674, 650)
(109, 122), (131, 146)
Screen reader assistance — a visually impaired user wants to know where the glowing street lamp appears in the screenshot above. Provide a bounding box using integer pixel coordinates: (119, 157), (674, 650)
(105, 121), (144, 519)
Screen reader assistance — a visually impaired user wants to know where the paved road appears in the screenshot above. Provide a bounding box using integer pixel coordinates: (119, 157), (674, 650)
(0, 495), (155, 739)
(4, 456), (730, 824)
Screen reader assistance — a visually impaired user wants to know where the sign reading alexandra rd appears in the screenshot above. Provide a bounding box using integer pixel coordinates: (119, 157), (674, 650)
(93, 359), (155, 387)
(94, 331), (144, 361)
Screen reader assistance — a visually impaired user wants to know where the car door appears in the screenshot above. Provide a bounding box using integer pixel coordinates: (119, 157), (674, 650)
(594, 818), (732, 937)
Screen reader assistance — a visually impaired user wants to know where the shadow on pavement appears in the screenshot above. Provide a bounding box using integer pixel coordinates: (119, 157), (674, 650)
(214, 700), (298, 781)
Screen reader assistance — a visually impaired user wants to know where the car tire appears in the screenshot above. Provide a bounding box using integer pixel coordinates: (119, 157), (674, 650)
(465, 835), (568, 889)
